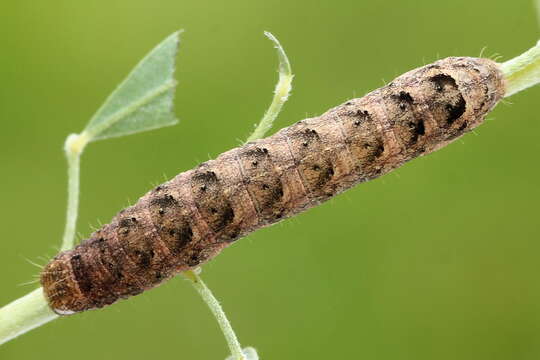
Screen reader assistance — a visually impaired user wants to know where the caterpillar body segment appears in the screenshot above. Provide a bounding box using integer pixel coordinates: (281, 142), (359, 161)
(41, 57), (506, 314)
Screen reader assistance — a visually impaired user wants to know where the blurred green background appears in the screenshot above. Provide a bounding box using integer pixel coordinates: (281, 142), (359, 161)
(1, 1), (539, 359)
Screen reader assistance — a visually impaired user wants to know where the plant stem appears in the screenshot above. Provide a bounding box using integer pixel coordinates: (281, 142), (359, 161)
(60, 133), (88, 251)
(0, 288), (57, 346)
(0, 133), (90, 346)
(245, 32), (293, 143)
(183, 31), (294, 359)
(182, 32), (293, 360)
(183, 270), (245, 360)
(500, 40), (540, 97)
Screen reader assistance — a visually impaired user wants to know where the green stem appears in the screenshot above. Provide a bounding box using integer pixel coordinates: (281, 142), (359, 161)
(60, 133), (88, 251)
(0, 132), (89, 346)
(500, 40), (540, 97)
(245, 32), (293, 143)
(182, 31), (293, 360)
(0, 288), (57, 346)
(184, 271), (245, 360)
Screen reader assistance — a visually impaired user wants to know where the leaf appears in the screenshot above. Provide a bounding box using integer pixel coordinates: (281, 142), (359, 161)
(82, 31), (182, 141)
(225, 347), (259, 360)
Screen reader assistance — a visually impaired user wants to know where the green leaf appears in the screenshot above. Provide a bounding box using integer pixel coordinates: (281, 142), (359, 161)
(82, 31), (182, 141)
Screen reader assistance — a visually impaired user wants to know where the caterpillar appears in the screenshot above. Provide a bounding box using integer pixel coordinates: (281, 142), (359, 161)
(41, 56), (505, 315)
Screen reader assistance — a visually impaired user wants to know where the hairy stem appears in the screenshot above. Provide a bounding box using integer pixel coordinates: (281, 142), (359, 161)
(0, 288), (57, 346)
(0, 133), (89, 345)
(182, 31), (293, 360)
(60, 133), (88, 251)
(245, 32), (293, 143)
(500, 40), (540, 97)
(184, 271), (245, 360)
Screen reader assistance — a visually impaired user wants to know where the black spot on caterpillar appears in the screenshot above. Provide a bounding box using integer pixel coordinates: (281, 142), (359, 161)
(41, 57), (505, 314)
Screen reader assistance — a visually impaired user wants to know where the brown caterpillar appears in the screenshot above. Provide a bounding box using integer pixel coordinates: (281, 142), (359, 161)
(41, 56), (506, 314)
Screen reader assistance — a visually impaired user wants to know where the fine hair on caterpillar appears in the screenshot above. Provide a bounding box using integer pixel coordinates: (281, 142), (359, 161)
(41, 56), (506, 314)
